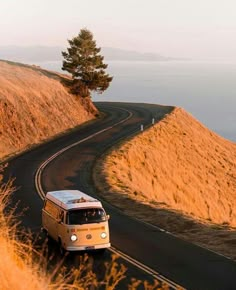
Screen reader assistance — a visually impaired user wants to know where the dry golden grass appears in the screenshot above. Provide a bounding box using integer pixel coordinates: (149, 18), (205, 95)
(0, 60), (97, 160)
(0, 167), (48, 290)
(94, 107), (236, 259)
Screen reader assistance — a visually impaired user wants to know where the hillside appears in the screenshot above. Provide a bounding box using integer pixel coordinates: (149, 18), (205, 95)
(0, 60), (97, 160)
(94, 107), (236, 258)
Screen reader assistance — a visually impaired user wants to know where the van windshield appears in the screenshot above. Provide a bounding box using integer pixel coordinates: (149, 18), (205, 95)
(67, 208), (106, 225)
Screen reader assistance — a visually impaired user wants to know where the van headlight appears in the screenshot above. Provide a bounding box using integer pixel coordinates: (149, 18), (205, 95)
(101, 232), (107, 239)
(70, 234), (77, 242)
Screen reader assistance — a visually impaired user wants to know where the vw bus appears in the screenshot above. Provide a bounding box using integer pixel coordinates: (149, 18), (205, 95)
(42, 190), (110, 252)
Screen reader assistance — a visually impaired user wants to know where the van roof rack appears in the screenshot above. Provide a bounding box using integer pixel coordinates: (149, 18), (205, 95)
(45, 190), (102, 210)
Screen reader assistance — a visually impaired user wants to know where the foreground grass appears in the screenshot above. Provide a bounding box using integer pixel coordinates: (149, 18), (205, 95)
(0, 167), (167, 290)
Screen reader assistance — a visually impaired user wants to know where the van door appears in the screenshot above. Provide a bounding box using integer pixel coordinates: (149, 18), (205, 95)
(57, 209), (66, 242)
(42, 200), (60, 241)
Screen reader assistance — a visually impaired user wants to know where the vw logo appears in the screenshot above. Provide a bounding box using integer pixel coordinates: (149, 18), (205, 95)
(86, 234), (92, 240)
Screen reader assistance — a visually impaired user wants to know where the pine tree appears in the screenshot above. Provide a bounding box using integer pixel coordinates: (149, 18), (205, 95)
(62, 29), (113, 98)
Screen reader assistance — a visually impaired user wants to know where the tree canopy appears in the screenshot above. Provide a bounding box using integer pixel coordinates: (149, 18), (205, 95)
(62, 29), (112, 98)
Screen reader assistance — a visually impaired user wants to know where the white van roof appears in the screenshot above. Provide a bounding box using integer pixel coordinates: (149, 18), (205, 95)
(45, 190), (103, 210)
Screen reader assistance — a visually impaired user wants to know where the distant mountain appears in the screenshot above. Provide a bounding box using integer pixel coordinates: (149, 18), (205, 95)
(0, 46), (62, 62)
(101, 47), (172, 61)
(0, 46), (173, 62)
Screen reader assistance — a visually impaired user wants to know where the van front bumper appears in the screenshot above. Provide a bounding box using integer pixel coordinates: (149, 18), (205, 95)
(65, 242), (111, 251)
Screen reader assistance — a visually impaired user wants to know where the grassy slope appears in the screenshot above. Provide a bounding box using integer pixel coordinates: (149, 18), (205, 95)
(95, 107), (236, 259)
(0, 60), (97, 160)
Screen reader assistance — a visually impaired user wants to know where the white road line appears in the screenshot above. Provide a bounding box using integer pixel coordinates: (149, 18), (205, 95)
(109, 247), (185, 289)
(35, 106), (132, 200)
(34, 105), (185, 290)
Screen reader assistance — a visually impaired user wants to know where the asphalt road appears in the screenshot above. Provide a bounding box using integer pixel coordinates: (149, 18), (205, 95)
(4, 102), (236, 290)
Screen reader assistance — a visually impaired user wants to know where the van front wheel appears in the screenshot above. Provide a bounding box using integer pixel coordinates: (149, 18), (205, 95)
(96, 248), (106, 255)
(58, 238), (66, 256)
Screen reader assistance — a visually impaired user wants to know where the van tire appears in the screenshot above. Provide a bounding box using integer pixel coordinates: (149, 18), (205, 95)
(41, 228), (48, 236)
(96, 248), (106, 255)
(58, 238), (65, 256)
(41, 228), (50, 242)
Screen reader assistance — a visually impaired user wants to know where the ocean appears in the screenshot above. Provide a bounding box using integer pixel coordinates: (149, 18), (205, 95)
(36, 60), (236, 142)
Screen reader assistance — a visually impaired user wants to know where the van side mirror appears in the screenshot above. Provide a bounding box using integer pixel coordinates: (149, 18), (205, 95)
(106, 214), (110, 221)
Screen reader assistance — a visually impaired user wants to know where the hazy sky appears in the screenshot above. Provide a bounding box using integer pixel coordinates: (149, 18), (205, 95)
(1, 0), (236, 60)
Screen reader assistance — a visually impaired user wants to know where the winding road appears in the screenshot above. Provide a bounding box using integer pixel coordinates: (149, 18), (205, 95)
(4, 102), (236, 290)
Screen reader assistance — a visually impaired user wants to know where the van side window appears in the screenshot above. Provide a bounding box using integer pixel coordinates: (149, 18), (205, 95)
(44, 200), (59, 219)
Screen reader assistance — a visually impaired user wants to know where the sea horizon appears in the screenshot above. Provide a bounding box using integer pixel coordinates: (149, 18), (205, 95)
(30, 59), (236, 142)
